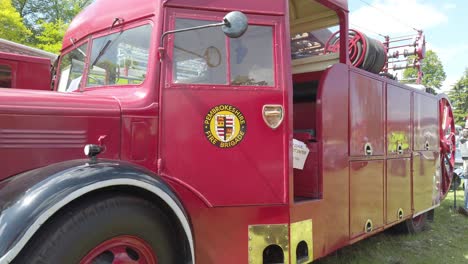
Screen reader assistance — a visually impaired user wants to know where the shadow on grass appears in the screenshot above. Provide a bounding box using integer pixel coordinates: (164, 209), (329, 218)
(313, 191), (468, 264)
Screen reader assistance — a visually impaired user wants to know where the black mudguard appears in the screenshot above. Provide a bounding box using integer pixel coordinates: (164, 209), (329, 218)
(0, 159), (194, 263)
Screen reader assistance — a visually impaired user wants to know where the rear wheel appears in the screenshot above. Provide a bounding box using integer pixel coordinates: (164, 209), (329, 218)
(13, 193), (181, 264)
(406, 213), (428, 234)
(438, 95), (456, 199)
(392, 211), (429, 234)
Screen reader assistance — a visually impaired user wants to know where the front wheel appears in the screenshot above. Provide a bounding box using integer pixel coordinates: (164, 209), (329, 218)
(13, 193), (181, 264)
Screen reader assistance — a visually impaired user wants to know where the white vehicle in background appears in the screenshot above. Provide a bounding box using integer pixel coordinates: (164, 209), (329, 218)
(453, 126), (465, 189)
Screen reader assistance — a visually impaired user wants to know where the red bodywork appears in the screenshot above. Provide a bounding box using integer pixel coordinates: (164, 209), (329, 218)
(0, 0), (448, 263)
(0, 52), (51, 90)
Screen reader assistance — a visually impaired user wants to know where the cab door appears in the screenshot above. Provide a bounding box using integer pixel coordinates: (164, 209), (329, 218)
(159, 8), (288, 206)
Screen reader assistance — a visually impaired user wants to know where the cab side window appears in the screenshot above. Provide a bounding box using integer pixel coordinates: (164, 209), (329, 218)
(173, 18), (227, 84)
(171, 16), (275, 87)
(0, 64), (12, 88)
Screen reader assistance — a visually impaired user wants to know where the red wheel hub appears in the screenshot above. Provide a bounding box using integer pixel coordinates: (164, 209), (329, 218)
(80, 235), (157, 264)
(438, 95), (455, 199)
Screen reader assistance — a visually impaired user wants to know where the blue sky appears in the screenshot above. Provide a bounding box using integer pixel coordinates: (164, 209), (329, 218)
(348, 0), (467, 91)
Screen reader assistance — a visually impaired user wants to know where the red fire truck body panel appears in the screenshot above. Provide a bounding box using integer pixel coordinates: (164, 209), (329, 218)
(0, 0), (453, 264)
(0, 89), (121, 182)
(0, 52), (51, 90)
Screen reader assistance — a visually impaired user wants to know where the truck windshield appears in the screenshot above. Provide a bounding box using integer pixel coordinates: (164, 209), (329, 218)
(87, 24), (151, 87)
(57, 43), (88, 92)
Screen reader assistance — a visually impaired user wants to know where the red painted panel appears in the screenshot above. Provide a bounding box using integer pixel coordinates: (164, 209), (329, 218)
(168, 178), (289, 264)
(386, 158), (411, 224)
(349, 160), (384, 238)
(167, 0), (285, 14)
(387, 85), (411, 156)
(413, 93), (439, 151)
(160, 12), (287, 206)
(293, 102), (316, 130)
(0, 89), (121, 181)
(161, 89), (286, 206)
(349, 71), (384, 156)
(121, 117), (159, 171)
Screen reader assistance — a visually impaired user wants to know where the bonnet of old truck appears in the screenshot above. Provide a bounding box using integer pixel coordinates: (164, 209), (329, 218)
(0, 0), (156, 180)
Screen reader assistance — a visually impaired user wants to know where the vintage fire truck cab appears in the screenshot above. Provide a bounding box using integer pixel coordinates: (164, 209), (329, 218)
(0, 0), (456, 263)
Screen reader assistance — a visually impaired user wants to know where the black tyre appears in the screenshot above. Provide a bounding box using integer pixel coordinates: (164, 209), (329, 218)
(404, 212), (428, 234)
(391, 211), (429, 234)
(13, 192), (181, 264)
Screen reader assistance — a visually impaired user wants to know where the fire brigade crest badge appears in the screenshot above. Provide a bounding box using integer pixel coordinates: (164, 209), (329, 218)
(204, 104), (247, 148)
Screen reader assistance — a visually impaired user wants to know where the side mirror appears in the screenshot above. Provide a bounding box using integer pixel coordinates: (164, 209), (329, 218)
(222, 11), (248, 38)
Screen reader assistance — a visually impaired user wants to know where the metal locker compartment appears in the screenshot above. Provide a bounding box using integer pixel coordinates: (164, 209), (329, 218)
(349, 72), (384, 157)
(413, 151), (440, 213)
(349, 160), (384, 238)
(386, 158), (411, 224)
(387, 85), (411, 156)
(413, 93), (439, 151)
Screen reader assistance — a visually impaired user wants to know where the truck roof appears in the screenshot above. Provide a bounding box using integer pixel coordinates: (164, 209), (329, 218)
(63, 0), (348, 51)
(0, 51), (51, 65)
(0, 38), (57, 64)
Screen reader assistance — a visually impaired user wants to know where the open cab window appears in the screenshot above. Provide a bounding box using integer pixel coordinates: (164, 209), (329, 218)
(57, 43), (88, 92)
(0, 65), (12, 88)
(171, 14), (275, 87)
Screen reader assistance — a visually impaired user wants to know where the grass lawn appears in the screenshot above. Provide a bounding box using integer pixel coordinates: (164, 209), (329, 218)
(314, 189), (468, 264)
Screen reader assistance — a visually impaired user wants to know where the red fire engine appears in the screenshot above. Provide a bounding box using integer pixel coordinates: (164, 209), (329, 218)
(0, 0), (456, 263)
(0, 38), (56, 90)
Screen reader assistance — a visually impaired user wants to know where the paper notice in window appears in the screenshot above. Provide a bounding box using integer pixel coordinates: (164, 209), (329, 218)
(293, 139), (310, 170)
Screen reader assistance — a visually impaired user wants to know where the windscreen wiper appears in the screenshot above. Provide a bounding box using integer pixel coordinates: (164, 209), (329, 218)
(91, 30), (124, 67)
(91, 40), (111, 67)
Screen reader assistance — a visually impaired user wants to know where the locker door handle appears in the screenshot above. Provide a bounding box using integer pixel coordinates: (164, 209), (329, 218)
(424, 141), (430, 151)
(397, 143), (403, 155)
(364, 143), (373, 156)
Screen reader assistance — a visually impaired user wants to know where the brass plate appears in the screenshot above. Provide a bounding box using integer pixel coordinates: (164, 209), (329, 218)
(291, 219), (313, 263)
(248, 224), (289, 264)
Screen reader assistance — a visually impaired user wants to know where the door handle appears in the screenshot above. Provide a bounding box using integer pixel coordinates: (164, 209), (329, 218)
(262, 105), (284, 129)
(264, 110), (282, 117)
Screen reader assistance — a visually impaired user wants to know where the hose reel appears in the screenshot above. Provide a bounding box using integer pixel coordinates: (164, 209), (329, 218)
(325, 29), (387, 74)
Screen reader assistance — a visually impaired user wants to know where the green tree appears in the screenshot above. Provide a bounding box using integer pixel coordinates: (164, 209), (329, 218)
(0, 0), (31, 43)
(12, 0), (93, 25)
(9, 0), (92, 53)
(35, 19), (67, 54)
(448, 69), (468, 127)
(403, 50), (446, 95)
